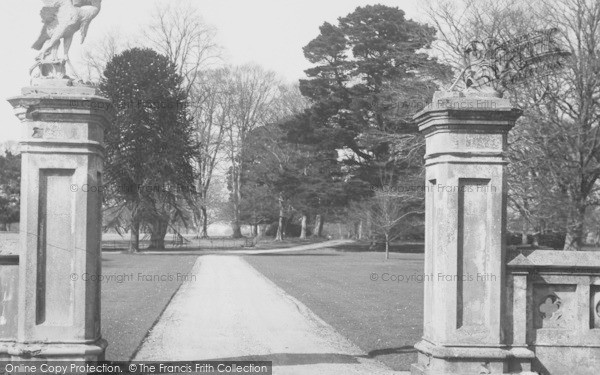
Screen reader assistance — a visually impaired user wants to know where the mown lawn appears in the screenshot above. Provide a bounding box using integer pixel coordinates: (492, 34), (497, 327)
(101, 253), (198, 360)
(245, 249), (424, 371)
(0, 234), (198, 360)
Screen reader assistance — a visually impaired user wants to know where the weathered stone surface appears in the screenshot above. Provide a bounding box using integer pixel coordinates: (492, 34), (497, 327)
(0, 260), (19, 343)
(413, 92), (600, 373)
(508, 249), (600, 268)
(506, 250), (600, 375)
(31, 0), (103, 79)
(6, 80), (108, 360)
(412, 91), (531, 374)
(0, 234), (19, 256)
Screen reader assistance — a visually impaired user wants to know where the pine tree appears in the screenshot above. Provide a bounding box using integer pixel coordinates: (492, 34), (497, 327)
(298, 5), (451, 188)
(100, 48), (198, 251)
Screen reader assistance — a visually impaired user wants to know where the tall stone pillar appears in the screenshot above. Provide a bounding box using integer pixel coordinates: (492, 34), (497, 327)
(411, 91), (534, 374)
(7, 82), (109, 360)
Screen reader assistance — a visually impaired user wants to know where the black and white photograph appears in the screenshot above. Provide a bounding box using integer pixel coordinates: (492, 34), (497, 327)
(0, 0), (598, 374)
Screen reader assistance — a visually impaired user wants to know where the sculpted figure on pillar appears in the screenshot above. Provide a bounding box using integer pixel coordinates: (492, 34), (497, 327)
(448, 28), (570, 97)
(30, 0), (103, 79)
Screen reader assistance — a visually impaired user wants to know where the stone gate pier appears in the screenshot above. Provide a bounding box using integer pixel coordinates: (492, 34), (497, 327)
(3, 81), (110, 360)
(411, 91), (600, 375)
(410, 91), (530, 374)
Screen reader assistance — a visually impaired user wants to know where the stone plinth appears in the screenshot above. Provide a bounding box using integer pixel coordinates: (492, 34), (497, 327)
(507, 250), (600, 375)
(411, 91), (533, 374)
(6, 82), (109, 360)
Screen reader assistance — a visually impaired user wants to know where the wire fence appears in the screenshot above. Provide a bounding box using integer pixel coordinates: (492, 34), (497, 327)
(0, 231), (259, 253)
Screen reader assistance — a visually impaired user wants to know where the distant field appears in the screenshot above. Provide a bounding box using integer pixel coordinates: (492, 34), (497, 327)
(245, 249), (424, 371)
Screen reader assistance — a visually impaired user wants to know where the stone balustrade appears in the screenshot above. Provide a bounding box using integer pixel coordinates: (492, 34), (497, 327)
(506, 250), (600, 374)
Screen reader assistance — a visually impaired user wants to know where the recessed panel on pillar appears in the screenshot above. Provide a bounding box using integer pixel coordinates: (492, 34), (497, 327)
(36, 169), (75, 327)
(423, 179), (436, 340)
(457, 178), (490, 329)
(411, 92), (526, 374)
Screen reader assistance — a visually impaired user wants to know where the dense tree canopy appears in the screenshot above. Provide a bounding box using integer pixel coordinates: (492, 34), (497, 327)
(273, 5), (451, 241)
(239, 122), (350, 239)
(298, 4), (450, 177)
(100, 47), (198, 251)
(0, 152), (20, 229)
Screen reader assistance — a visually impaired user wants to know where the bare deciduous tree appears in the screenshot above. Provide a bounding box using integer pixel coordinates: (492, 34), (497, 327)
(144, 0), (221, 95)
(270, 83), (310, 120)
(351, 188), (424, 260)
(223, 64), (281, 238)
(81, 29), (132, 83)
(143, 1), (224, 238)
(422, 0), (538, 83)
(189, 69), (230, 238)
(424, 0), (600, 250)
(524, 0), (600, 250)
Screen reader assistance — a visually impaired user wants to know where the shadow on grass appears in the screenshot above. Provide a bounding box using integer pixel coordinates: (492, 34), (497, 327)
(196, 347), (416, 366)
(366, 346), (416, 358)
(128, 252), (202, 257)
(201, 353), (360, 366)
(250, 253), (340, 257)
(340, 242), (424, 254)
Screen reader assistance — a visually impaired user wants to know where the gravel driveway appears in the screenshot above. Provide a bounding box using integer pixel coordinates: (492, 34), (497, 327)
(134, 255), (406, 374)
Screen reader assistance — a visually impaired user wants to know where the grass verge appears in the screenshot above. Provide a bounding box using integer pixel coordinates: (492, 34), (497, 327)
(245, 249), (424, 371)
(101, 253), (198, 360)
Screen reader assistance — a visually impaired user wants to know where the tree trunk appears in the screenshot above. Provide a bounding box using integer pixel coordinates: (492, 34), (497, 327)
(338, 223), (342, 239)
(231, 222), (242, 238)
(193, 210), (200, 239)
(148, 217), (168, 250)
(313, 214), (323, 237)
(319, 216), (324, 237)
(358, 220), (363, 240)
(275, 195), (284, 241)
(564, 205), (586, 251)
(129, 218), (140, 253)
(385, 233), (390, 260)
(200, 206), (209, 238)
(231, 162), (243, 239)
(276, 218), (283, 241)
(284, 213), (294, 238)
(300, 214), (308, 239)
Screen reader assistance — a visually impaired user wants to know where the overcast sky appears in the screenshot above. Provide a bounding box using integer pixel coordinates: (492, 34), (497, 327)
(0, 0), (422, 143)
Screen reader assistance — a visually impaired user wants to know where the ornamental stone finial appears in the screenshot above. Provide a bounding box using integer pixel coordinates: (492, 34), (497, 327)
(448, 28), (571, 96)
